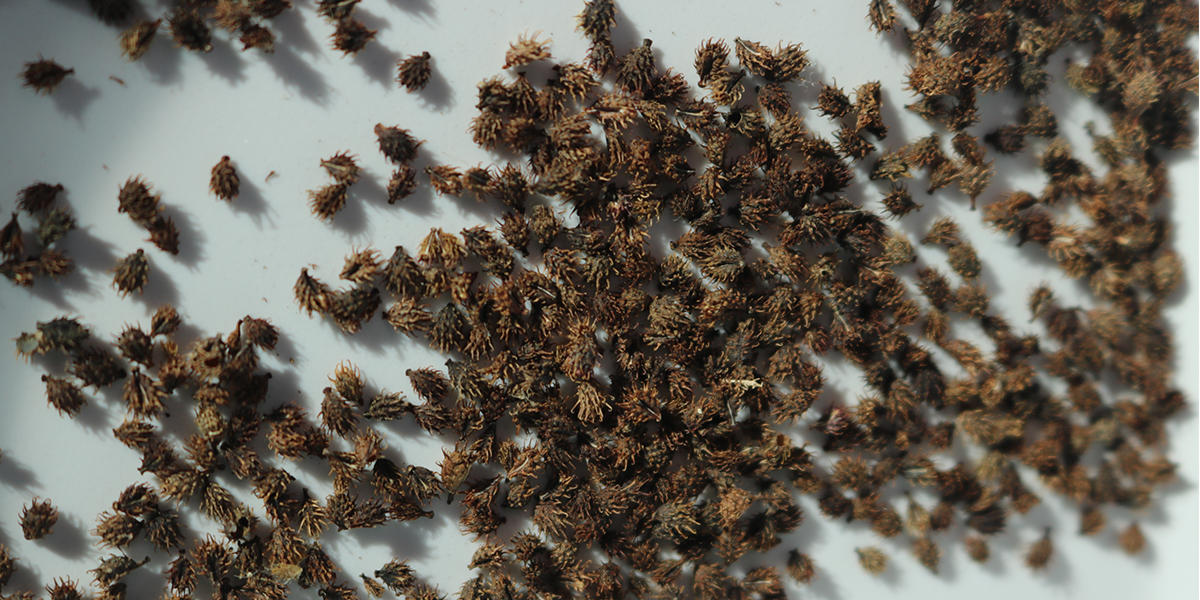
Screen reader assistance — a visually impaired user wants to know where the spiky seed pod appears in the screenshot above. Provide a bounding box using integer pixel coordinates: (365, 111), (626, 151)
(116, 325), (154, 366)
(90, 554), (149, 587)
(406, 368), (448, 402)
(19, 497), (58, 540)
(18, 182), (65, 213)
(785, 550), (814, 583)
(363, 392), (412, 421)
(150, 304), (181, 337)
(0, 543), (14, 587)
(123, 367), (165, 417)
(856, 547), (888, 575)
(0, 213), (21, 259)
(316, 0), (359, 20)
(1119, 522), (1146, 555)
(386, 166), (417, 204)
(913, 537), (940, 573)
(37, 207), (77, 247)
(240, 23), (277, 53)
(504, 34), (552, 69)
(21, 59), (73, 94)
(616, 39), (657, 93)
(295, 268), (332, 315)
(146, 215), (180, 255)
(374, 125), (422, 164)
(396, 51), (431, 91)
(1025, 529), (1054, 571)
(374, 559), (415, 593)
(43, 374), (86, 417)
(361, 574), (386, 598)
(340, 248), (382, 284)
(113, 484), (157, 516)
(240, 316), (278, 350)
(384, 297), (431, 334)
(167, 8), (213, 52)
(964, 535), (989, 562)
(112, 249), (149, 297)
(45, 577), (84, 600)
(210, 156), (240, 201)
(320, 151), (360, 185)
(119, 19), (160, 60)
(309, 183), (349, 220)
(117, 177), (160, 227)
(331, 18), (375, 55)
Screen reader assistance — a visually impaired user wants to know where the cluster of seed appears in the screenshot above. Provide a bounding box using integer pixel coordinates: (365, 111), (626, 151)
(97, 0), (294, 59)
(284, 0), (1191, 595)
(316, 0), (376, 56)
(1, 182), (75, 287)
(116, 176), (180, 256)
(3, 0), (1194, 598)
(8, 309), (461, 600)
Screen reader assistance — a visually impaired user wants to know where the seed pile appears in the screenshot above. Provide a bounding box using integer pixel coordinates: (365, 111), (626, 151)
(1, 182), (75, 287)
(3, 0), (1195, 598)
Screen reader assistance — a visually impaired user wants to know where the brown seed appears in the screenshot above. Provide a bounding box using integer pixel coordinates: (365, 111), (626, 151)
(1119, 522), (1146, 555)
(396, 51), (432, 91)
(21, 59), (73, 94)
(120, 19), (160, 61)
(210, 156), (240, 201)
(1025, 528), (1054, 571)
(19, 497), (58, 540)
(112, 249), (149, 297)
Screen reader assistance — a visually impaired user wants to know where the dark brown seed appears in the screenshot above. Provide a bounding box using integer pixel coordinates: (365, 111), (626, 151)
(120, 19), (160, 61)
(112, 249), (149, 297)
(210, 156), (240, 202)
(21, 59), (73, 94)
(396, 51), (432, 91)
(19, 498), (58, 540)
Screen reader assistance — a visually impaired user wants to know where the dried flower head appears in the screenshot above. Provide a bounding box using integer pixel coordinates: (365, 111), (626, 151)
(210, 156), (240, 202)
(397, 51), (432, 91)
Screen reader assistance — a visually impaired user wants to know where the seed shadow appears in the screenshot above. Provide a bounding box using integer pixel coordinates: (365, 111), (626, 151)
(0, 453), (39, 491)
(126, 252), (180, 308)
(139, 35), (184, 85)
(50, 78), (100, 122)
(263, 44), (332, 105)
(413, 62), (453, 112)
(229, 175), (274, 227)
(340, 516), (440, 562)
(40, 513), (90, 559)
(199, 40), (248, 86)
(73, 394), (119, 435)
(328, 310), (393, 353)
(271, 5), (323, 56)
(609, 8), (646, 62)
(163, 206), (206, 269)
(325, 188), (368, 236)
(383, 0), (436, 19)
(352, 31), (401, 89)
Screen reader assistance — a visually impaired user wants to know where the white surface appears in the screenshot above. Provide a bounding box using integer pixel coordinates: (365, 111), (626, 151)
(0, 1), (1196, 598)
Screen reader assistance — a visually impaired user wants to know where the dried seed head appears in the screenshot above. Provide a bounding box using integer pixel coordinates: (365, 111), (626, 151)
(855, 547), (888, 575)
(150, 304), (181, 337)
(332, 18), (376, 55)
(42, 374), (87, 417)
(1119, 522), (1146, 555)
(505, 33), (552, 69)
(19, 497), (58, 540)
(240, 24), (277, 53)
(913, 537), (940, 573)
(117, 176), (160, 226)
(0, 213), (22, 260)
(397, 51), (432, 91)
(374, 125), (423, 165)
(18, 182), (65, 213)
(340, 247), (383, 284)
(21, 59), (73, 94)
(120, 19), (160, 60)
(786, 550), (815, 583)
(321, 151), (361, 185)
(45, 576), (84, 600)
(964, 535), (990, 562)
(309, 183), (349, 220)
(146, 215), (180, 255)
(1025, 529), (1054, 571)
(37, 207), (77, 247)
(112, 249), (149, 297)
(210, 156), (240, 201)
(295, 267), (332, 314)
(167, 8), (213, 52)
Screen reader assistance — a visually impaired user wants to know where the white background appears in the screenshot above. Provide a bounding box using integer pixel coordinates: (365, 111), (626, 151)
(0, 1), (1196, 598)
